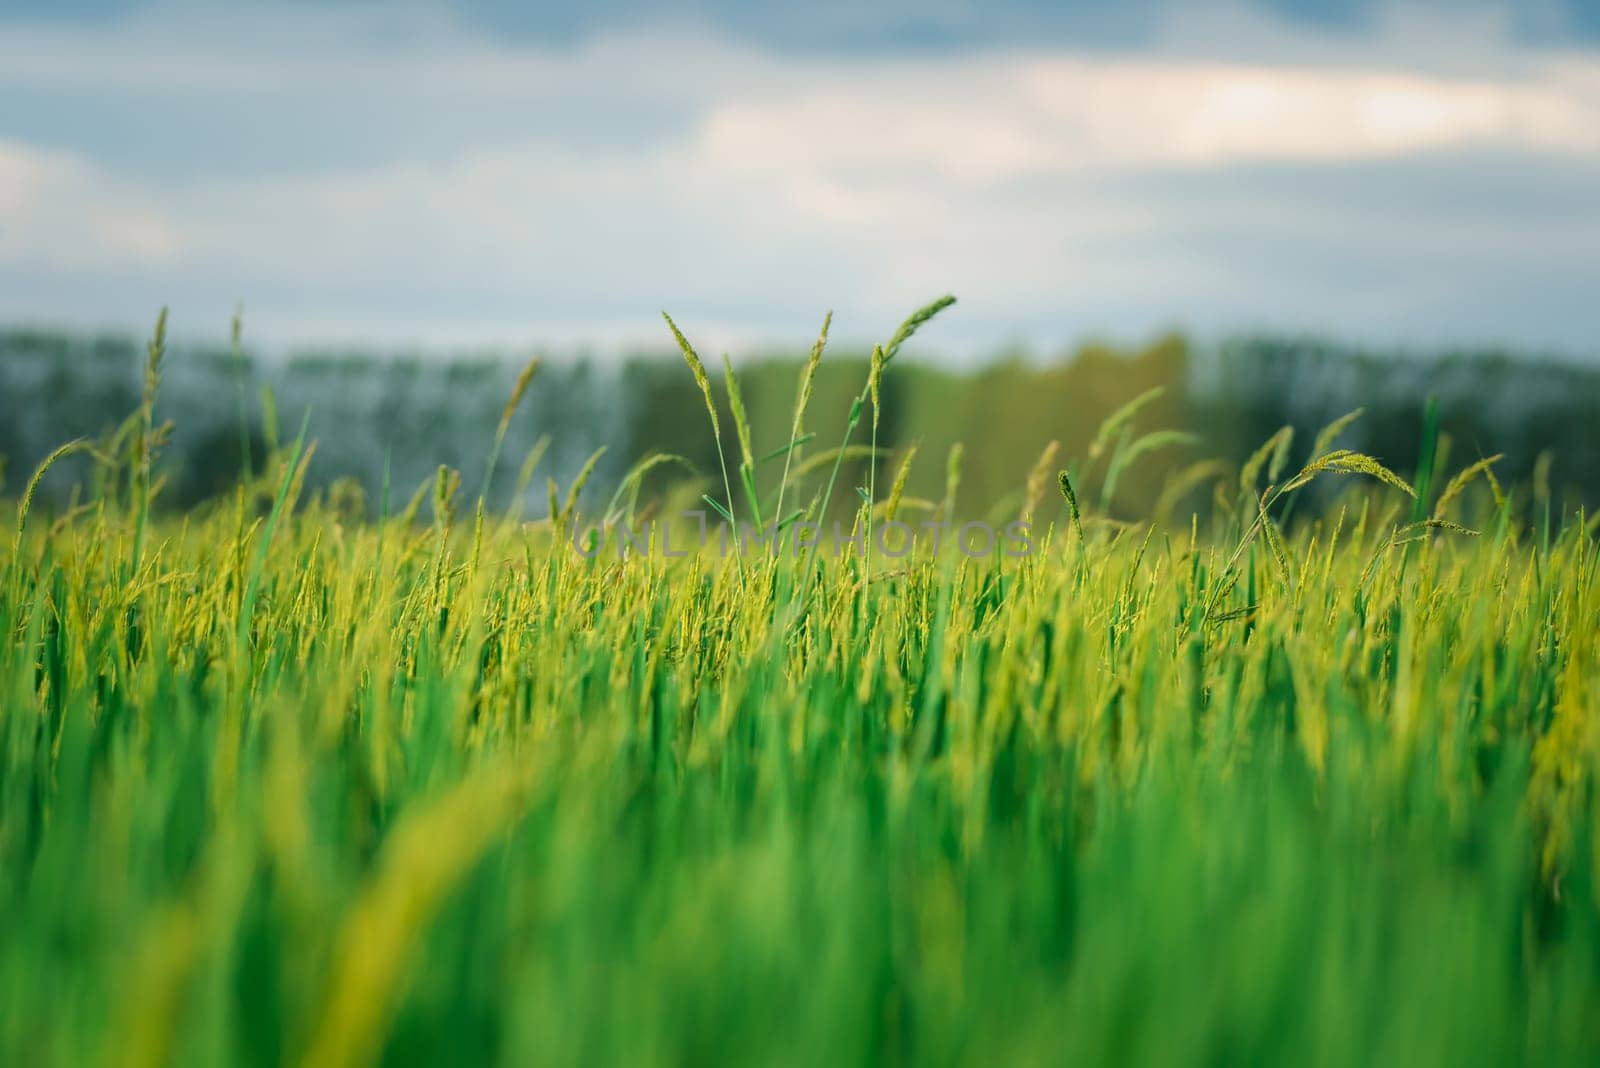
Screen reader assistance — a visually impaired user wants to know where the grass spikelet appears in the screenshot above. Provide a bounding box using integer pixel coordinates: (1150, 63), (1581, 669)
(1310, 407), (1365, 460)
(432, 465), (460, 529)
(1484, 463), (1507, 511)
(863, 344), (890, 576)
(868, 344), (885, 422)
(500, 356), (540, 434)
(662, 312), (720, 438)
(285, 441), (317, 517)
(793, 445), (888, 482)
(560, 446), (608, 525)
(794, 312), (830, 439)
(1090, 386), (1165, 462)
(1279, 449), (1416, 498)
(1020, 440), (1059, 524)
(237, 412), (309, 645)
(880, 295), (956, 367)
(142, 307), (167, 421)
(15, 439), (88, 548)
(1241, 426), (1293, 493)
(1057, 469), (1084, 543)
(663, 312), (739, 568)
(774, 311), (832, 529)
(259, 385), (280, 455)
(482, 355), (540, 503)
(131, 307), (168, 571)
(1416, 518), (1481, 536)
(231, 303), (254, 485)
(720, 353), (762, 526)
(722, 354), (754, 471)
(1103, 430), (1197, 510)
(1267, 425), (1295, 482)
(876, 496), (936, 519)
(942, 442), (964, 521)
(1155, 459), (1229, 525)
(1259, 490), (1295, 588)
(397, 476), (431, 528)
(884, 443), (920, 524)
(604, 453), (697, 525)
(808, 300), (950, 579)
(512, 435), (553, 508)
(1432, 454), (1504, 520)
(1533, 450), (1553, 507)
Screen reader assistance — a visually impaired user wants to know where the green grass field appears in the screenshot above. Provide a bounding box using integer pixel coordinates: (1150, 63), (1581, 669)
(3, 302), (1599, 1066)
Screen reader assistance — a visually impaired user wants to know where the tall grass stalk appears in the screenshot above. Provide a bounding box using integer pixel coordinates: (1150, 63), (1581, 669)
(663, 312), (742, 577)
(237, 411), (310, 647)
(231, 305), (253, 486)
(772, 311), (831, 546)
(130, 308), (167, 574)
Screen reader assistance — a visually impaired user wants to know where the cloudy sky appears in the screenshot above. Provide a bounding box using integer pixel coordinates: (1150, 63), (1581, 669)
(2, 0), (1598, 357)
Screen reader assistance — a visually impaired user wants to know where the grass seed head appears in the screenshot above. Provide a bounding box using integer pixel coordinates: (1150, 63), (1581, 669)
(881, 295), (956, 367)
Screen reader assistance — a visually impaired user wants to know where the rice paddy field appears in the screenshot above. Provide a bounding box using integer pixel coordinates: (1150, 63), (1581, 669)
(4, 302), (1600, 1066)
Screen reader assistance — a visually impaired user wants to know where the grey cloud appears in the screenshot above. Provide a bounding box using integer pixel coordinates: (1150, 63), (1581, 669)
(2, 2), (1598, 356)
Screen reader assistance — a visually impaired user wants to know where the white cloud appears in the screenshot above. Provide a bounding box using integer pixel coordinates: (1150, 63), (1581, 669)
(696, 57), (1600, 188)
(0, 141), (180, 268)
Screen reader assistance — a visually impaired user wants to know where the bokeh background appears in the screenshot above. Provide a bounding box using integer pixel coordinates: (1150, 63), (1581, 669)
(3, 1), (1598, 516)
